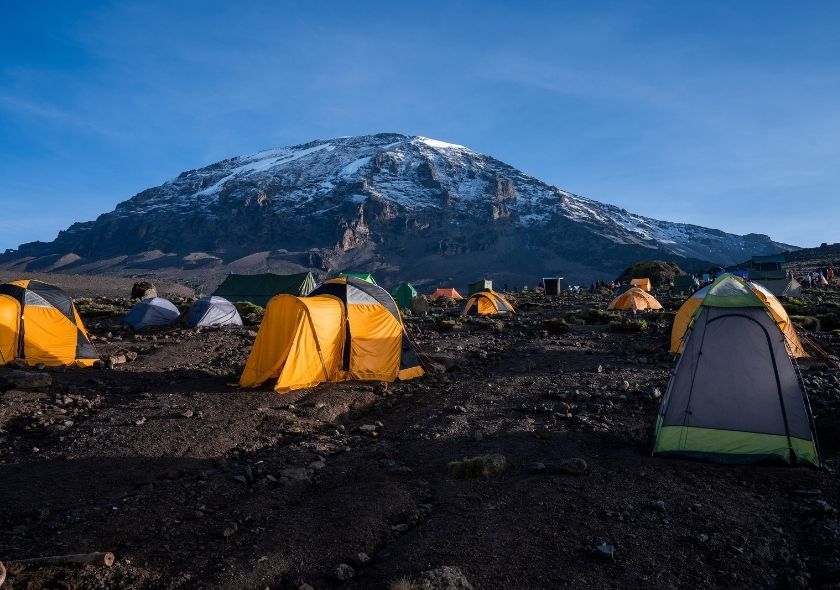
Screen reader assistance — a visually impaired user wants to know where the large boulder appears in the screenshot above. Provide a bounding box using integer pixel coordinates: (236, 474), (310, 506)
(616, 260), (685, 290)
(131, 281), (157, 300)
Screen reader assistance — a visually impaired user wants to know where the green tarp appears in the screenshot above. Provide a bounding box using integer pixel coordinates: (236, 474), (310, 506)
(338, 272), (378, 285)
(468, 279), (492, 296)
(213, 272), (316, 307)
(391, 282), (418, 310)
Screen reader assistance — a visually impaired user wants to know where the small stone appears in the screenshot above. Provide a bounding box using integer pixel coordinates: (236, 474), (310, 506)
(559, 458), (588, 475)
(5, 370), (52, 389)
(350, 552), (371, 566)
(108, 354), (127, 366)
(650, 500), (666, 512)
(181, 409), (194, 418)
(359, 424), (377, 433)
(528, 462), (546, 474)
(697, 533), (709, 542)
(597, 364), (604, 373)
(31, 446), (40, 453)
(391, 523), (409, 532)
(596, 542), (615, 559)
(620, 380), (631, 391)
(332, 563), (355, 581)
(135, 417), (146, 426)
(125, 351), (139, 361)
(452, 405), (467, 413)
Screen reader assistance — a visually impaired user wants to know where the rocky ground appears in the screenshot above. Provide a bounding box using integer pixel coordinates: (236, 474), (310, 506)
(0, 286), (839, 589)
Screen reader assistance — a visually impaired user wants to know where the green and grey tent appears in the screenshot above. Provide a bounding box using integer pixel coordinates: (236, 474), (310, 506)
(653, 274), (819, 466)
(391, 282), (418, 310)
(338, 272), (377, 285)
(213, 272), (316, 307)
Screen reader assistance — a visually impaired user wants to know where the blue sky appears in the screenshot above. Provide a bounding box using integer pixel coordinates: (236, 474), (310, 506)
(2, 1), (839, 251)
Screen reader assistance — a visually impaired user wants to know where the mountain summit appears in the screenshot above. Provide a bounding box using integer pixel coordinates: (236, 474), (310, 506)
(3, 133), (792, 288)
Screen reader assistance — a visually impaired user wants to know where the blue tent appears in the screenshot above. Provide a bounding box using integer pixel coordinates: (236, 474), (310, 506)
(185, 296), (242, 327)
(124, 297), (180, 330)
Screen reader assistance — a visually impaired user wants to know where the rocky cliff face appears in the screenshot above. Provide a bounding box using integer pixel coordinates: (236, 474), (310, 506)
(2, 133), (794, 288)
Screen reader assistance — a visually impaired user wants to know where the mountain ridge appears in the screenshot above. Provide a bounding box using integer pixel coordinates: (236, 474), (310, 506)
(1, 132), (795, 290)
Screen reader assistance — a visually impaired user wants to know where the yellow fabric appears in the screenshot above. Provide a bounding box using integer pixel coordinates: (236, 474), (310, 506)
(670, 294), (703, 352)
(22, 306), (80, 366)
(608, 287), (662, 311)
(750, 284), (807, 358)
(0, 281), (98, 367)
(670, 282), (807, 357)
(630, 278), (652, 292)
(346, 303), (402, 380)
(0, 295), (21, 364)
(240, 289), (422, 393)
(239, 295), (345, 392)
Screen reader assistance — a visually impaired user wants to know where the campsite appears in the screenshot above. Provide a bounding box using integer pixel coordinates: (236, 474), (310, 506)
(0, 269), (839, 589)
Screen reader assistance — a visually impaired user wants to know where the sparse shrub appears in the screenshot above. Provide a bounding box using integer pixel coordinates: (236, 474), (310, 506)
(542, 317), (570, 334)
(233, 301), (265, 316)
(565, 308), (617, 325)
(389, 577), (419, 590)
(448, 454), (506, 479)
(609, 318), (649, 333)
(817, 313), (840, 331)
(435, 319), (461, 332)
(791, 315), (820, 331)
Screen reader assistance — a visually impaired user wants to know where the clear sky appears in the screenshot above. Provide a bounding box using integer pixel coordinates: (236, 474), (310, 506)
(2, 1), (839, 251)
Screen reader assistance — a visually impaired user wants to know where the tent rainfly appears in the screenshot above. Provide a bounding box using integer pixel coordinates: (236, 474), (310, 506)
(653, 273), (819, 466)
(462, 290), (516, 316)
(607, 287), (662, 311)
(0, 279), (99, 367)
(239, 277), (423, 393)
(670, 274), (806, 358)
(213, 273), (316, 307)
(184, 296), (243, 327)
(124, 297), (180, 330)
(391, 282), (418, 310)
(431, 288), (463, 300)
(338, 272), (377, 285)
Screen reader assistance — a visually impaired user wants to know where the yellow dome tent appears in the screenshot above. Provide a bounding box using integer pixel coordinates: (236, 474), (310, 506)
(670, 273), (806, 357)
(0, 279), (99, 367)
(607, 287), (662, 311)
(239, 277), (424, 393)
(462, 290), (516, 316)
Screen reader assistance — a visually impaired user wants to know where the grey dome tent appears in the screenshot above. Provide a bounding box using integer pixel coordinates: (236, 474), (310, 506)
(653, 274), (819, 466)
(124, 297), (180, 330)
(185, 296), (243, 327)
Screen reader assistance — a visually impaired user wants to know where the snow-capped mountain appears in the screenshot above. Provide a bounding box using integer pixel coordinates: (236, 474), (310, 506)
(2, 133), (793, 288)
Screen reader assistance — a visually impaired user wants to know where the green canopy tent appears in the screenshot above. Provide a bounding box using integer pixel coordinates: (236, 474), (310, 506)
(213, 272), (316, 307)
(338, 272), (378, 285)
(468, 279), (492, 296)
(653, 274), (819, 466)
(391, 282), (418, 310)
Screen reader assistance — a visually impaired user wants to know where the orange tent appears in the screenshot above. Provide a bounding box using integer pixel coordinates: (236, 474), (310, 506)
(431, 288), (463, 300)
(607, 287), (662, 311)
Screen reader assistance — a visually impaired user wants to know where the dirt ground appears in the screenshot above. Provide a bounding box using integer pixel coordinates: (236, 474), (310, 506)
(1, 285), (839, 590)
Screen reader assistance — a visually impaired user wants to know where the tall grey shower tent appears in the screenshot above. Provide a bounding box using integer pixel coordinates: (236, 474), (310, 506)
(653, 274), (819, 466)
